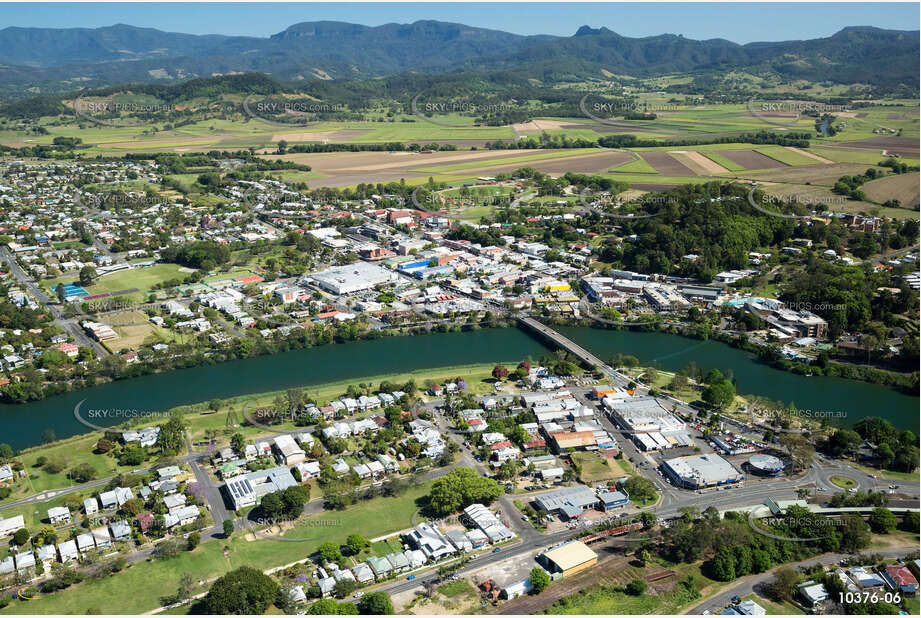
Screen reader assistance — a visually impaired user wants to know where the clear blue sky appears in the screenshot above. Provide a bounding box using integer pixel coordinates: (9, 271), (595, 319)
(3, 2), (918, 42)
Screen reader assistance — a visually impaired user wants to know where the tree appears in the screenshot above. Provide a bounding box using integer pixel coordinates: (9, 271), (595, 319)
(79, 266), (97, 287)
(625, 579), (647, 595)
(69, 463), (96, 483)
(529, 568), (550, 594)
(840, 514), (872, 551)
(357, 591), (393, 614)
(12, 528), (29, 546)
(223, 520), (234, 538)
(202, 566), (279, 614)
(346, 534), (369, 555)
(334, 578), (357, 599)
(427, 467), (502, 516)
(230, 433), (245, 456)
(779, 433), (815, 472)
(868, 507), (898, 534)
(764, 566), (799, 602)
(702, 381), (735, 409)
(623, 475), (657, 504)
(491, 364), (509, 380)
(317, 542), (342, 565)
(187, 532), (201, 550)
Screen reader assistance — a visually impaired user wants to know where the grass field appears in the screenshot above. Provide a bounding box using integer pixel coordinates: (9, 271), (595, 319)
(862, 172), (920, 208)
(571, 451), (620, 483)
(45, 264), (188, 303)
(753, 146), (821, 166)
(740, 593), (804, 615)
(410, 148), (599, 173)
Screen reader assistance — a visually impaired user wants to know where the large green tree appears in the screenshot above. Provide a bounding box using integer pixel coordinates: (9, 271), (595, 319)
(202, 566), (278, 614)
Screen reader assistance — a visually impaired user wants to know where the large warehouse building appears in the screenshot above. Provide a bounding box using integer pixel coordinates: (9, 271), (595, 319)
(606, 396), (691, 451)
(539, 540), (598, 578)
(307, 262), (396, 295)
(662, 454), (744, 489)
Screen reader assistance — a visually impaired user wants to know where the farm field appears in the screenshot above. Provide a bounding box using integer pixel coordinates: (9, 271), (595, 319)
(639, 151), (696, 176)
(862, 172), (921, 208)
(753, 145), (822, 166)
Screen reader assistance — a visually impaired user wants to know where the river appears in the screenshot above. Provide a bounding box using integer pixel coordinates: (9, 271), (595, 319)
(0, 327), (916, 450)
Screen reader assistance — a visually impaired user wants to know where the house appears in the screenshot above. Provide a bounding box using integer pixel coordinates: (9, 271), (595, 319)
(445, 529), (473, 553)
(157, 465), (181, 480)
(110, 520), (131, 542)
(35, 544), (56, 565)
(294, 460), (321, 480)
(798, 581), (829, 606)
(76, 532), (95, 553)
(367, 555), (393, 578)
(404, 522), (454, 560)
(351, 562), (375, 583)
(98, 489), (118, 509)
(57, 539), (78, 563)
(137, 512), (155, 534)
(317, 576), (336, 596)
(14, 551), (35, 571)
(883, 564), (919, 595)
(0, 557), (13, 575)
(164, 505), (200, 528)
(284, 585), (307, 605)
(163, 492), (187, 510)
(0, 464), (13, 485)
(91, 526), (112, 548)
(48, 506), (72, 525)
(114, 486), (135, 507)
(387, 552), (411, 572)
(84, 497), (99, 515)
(404, 549), (426, 568)
(273, 434), (307, 465)
(0, 514), (26, 538)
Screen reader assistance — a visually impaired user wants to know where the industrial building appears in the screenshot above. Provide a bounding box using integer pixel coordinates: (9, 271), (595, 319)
(307, 262), (396, 295)
(534, 485), (601, 520)
(606, 396), (691, 451)
(539, 540), (598, 577)
(662, 454), (744, 489)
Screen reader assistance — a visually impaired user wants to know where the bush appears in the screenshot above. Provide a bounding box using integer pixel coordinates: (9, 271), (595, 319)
(625, 579), (647, 596)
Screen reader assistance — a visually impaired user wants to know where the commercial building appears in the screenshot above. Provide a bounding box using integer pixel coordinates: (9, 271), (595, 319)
(534, 485), (600, 520)
(662, 454), (744, 489)
(273, 434), (307, 465)
(539, 540), (598, 577)
(607, 396), (690, 450)
(308, 262), (396, 295)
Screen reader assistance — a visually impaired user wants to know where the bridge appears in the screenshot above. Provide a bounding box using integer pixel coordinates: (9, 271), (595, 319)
(516, 315), (626, 386)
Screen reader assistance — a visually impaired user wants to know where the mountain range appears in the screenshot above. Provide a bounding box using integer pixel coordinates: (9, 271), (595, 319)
(0, 21), (916, 96)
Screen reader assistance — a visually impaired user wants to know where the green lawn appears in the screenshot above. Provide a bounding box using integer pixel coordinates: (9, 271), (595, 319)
(45, 264), (188, 303)
(571, 451), (619, 483)
(740, 593), (804, 615)
(411, 149), (599, 173)
(829, 475), (857, 489)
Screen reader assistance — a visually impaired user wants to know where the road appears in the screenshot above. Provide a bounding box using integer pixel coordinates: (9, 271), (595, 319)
(685, 545), (917, 615)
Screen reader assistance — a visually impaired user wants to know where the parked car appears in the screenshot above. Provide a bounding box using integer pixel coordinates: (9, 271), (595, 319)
(492, 547), (501, 553)
(406, 574), (415, 581)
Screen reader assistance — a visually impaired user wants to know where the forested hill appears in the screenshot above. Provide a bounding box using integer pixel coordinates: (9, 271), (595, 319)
(0, 21), (916, 96)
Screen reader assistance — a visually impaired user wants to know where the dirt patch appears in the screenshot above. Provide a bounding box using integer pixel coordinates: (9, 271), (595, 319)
(836, 137), (920, 157)
(668, 150), (729, 174)
(640, 151), (697, 176)
(513, 119), (574, 133)
(716, 149), (788, 170)
(746, 163), (885, 186)
(786, 147), (834, 164)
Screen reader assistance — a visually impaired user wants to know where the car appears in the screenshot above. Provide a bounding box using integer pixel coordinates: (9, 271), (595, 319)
(406, 574), (415, 581)
(353, 592), (364, 599)
(492, 547), (501, 553)
(889, 484), (898, 489)
(848, 488), (858, 493)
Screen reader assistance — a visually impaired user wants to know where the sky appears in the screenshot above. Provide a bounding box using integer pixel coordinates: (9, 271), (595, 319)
(2, 2), (918, 42)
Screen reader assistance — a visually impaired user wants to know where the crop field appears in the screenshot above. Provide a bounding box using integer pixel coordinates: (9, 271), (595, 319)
(700, 151), (746, 171)
(753, 145), (822, 166)
(715, 149), (788, 170)
(862, 172), (921, 208)
(610, 156), (658, 173)
(639, 151), (696, 176)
